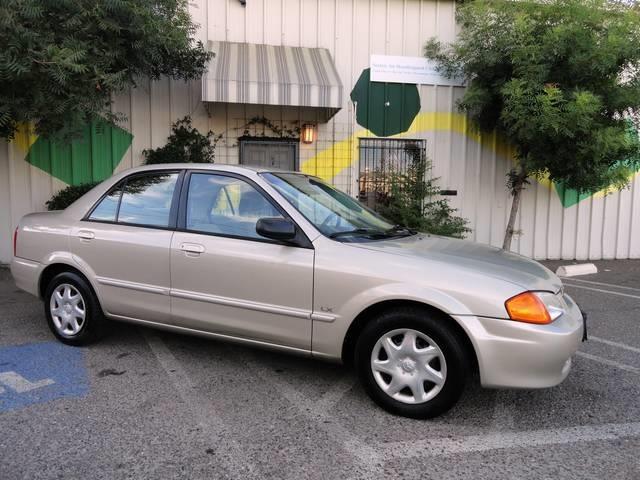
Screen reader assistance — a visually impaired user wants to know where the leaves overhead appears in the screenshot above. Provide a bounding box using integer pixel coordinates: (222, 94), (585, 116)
(0, 0), (213, 139)
(425, 0), (640, 193)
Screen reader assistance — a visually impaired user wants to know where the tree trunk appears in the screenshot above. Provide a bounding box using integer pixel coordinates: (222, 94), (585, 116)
(502, 176), (526, 251)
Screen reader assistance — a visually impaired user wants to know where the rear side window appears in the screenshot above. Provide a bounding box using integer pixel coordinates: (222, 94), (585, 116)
(87, 172), (178, 227)
(118, 173), (179, 227)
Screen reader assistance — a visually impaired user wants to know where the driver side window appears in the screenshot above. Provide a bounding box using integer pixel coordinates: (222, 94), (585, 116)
(186, 173), (283, 240)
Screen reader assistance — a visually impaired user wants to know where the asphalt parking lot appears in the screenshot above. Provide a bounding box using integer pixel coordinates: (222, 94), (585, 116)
(0, 261), (638, 480)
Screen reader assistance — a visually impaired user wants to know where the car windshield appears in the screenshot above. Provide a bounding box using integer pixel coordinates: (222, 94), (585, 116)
(262, 172), (416, 241)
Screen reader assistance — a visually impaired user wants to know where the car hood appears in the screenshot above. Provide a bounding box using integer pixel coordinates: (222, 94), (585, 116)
(350, 234), (562, 292)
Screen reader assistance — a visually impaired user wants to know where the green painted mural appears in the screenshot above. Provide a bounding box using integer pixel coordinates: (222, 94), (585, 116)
(555, 167), (640, 208)
(25, 119), (133, 186)
(350, 68), (421, 137)
(553, 124), (640, 208)
(346, 67), (640, 209)
(553, 182), (593, 209)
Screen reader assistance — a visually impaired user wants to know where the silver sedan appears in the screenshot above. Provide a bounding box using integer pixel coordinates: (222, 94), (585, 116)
(11, 164), (585, 418)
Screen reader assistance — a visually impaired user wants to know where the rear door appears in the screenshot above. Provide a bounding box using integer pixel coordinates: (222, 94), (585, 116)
(70, 170), (182, 323)
(169, 171), (314, 350)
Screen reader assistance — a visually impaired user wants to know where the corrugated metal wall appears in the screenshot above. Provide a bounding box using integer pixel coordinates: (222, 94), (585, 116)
(1, 0), (638, 264)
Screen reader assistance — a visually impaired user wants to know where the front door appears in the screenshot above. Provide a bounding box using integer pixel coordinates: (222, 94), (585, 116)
(169, 171), (314, 350)
(240, 139), (298, 170)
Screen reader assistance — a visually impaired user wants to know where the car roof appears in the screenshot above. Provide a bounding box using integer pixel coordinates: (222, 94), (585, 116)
(118, 163), (302, 176)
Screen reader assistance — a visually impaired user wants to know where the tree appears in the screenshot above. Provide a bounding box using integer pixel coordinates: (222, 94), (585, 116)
(425, 0), (640, 250)
(143, 116), (221, 164)
(0, 0), (212, 139)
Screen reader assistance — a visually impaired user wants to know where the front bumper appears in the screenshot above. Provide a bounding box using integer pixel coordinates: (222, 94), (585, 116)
(454, 293), (584, 389)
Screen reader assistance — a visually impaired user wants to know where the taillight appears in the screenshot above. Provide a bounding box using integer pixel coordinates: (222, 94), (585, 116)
(13, 227), (18, 257)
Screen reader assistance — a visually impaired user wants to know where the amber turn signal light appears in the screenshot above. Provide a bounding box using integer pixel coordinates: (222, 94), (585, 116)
(505, 292), (551, 324)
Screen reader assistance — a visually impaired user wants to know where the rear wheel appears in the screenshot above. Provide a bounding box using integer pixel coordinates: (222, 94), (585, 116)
(355, 307), (468, 419)
(44, 272), (108, 346)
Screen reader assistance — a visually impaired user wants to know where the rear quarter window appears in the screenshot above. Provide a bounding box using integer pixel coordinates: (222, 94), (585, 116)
(88, 187), (122, 222)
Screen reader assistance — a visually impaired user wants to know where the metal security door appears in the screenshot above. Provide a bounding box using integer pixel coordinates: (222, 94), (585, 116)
(240, 139), (298, 171)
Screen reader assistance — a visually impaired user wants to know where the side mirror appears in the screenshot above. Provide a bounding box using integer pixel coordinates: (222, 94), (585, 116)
(256, 217), (297, 241)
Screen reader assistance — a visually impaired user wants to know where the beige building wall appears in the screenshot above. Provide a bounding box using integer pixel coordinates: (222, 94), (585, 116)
(1, 0), (639, 263)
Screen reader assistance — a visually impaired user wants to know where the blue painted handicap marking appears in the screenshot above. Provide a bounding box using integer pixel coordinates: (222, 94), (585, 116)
(0, 342), (88, 413)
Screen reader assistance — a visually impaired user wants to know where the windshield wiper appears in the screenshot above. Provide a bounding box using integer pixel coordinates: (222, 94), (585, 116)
(329, 228), (385, 239)
(329, 225), (417, 239)
(385, 224), (417, 236)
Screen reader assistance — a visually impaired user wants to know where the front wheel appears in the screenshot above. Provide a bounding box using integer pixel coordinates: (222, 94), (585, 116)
(44, 272), (108, 346)
(355, 307), (468, 419)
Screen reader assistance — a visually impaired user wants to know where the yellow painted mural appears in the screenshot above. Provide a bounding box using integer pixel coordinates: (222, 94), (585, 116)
(300, 111), (639, 207)
(12, 123), (38, 155)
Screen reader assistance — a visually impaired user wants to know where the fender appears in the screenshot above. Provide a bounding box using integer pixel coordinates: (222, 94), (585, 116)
(38, 251), (105, 306)
(312, 282), (479, 360)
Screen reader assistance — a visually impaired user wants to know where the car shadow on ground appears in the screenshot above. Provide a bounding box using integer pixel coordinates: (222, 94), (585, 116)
(89, 318), (634, 444)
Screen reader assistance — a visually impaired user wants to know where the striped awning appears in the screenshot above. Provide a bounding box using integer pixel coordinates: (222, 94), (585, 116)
(203, 41), (343, 120)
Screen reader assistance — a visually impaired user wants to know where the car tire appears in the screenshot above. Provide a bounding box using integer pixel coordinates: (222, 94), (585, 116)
(44, 271), (108, 346)
(355, 306), (468, 419)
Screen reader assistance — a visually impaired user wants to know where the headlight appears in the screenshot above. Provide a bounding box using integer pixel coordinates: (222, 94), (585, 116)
(534, 291), (566, 321)
(504, 291), (566, 324)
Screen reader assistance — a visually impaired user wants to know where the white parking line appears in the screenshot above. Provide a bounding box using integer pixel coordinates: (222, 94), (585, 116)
(563, 283), (640, 300)
(576, 351), (640, 375)
(143, 330), (258, 479)
(563, 277), (640, 293)
(589, 336), (640, 354)
(381, 422), (640, 459)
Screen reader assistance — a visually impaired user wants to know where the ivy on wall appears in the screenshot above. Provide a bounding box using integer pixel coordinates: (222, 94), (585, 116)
(241, 116), (301, 138)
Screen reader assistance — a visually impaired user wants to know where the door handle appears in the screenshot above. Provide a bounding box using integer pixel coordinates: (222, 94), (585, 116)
(77, 230), (95, 240)
(180, 243), (205, 254)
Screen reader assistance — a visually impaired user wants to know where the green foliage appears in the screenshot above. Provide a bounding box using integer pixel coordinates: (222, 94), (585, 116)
(143, 116), (220, 164)
(46, 182), (99, 210)
(243, 116), (301, 138)
(375, 146), (470, 239)
(0, 0), (213, 140)
(425, 0), (640, 194)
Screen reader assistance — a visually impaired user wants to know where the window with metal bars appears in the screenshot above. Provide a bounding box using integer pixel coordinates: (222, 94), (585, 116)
(358, 138), (427, 209)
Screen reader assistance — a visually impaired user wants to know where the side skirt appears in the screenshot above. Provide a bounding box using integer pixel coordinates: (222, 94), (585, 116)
(107, 313), (338, 360)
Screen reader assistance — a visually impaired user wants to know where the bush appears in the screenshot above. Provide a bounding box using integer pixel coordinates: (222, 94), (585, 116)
(143, 116), (220, 165)
(374, 145), (470, 239)
(46, 182), (99, 211)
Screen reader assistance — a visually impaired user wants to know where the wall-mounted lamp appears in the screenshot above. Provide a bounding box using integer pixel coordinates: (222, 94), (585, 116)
(301, 124), (316, 144)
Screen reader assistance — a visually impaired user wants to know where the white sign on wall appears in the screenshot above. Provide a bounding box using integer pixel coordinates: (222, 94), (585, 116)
(370, 55), (465, 86)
